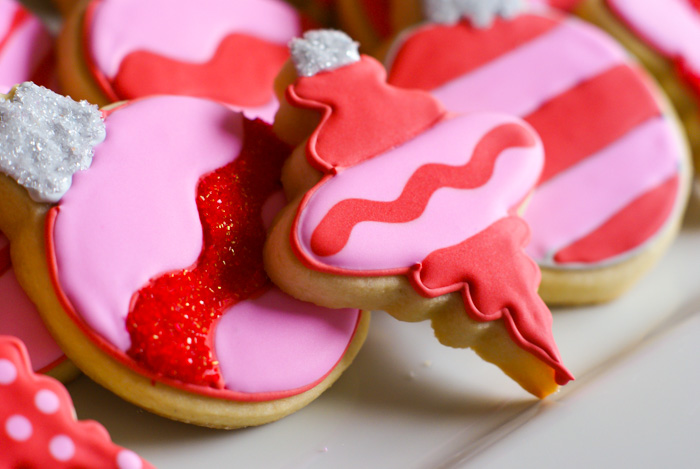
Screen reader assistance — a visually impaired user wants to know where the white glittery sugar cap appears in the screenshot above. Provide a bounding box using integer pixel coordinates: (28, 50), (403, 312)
(423, 0), (527, 27)
(290, 30), (360, 77)
(0, 82), (106, 203)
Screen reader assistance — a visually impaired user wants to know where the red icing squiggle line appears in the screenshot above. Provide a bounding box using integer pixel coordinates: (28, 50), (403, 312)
(288, 56), (445, 172)
(310, 123), (535, 257)
(126, 119), (291, 388)
(412, 217), (572, 385)
(555, 175), (679, 263)
(0, 336), (154, 469)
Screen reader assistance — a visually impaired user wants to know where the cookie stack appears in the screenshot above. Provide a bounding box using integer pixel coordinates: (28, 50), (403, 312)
(1, 0), (697, 466)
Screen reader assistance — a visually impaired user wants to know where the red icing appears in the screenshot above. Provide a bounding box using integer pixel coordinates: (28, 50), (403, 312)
(359, 0), (392, 39)
(412, 217), (572, 385)
(0, 336), (154, 469)
(691, 0), (700, 12)
(388, 15), (559, 91)
(126, 118), (291, 388)
(527, 64), (661, 184)
(288, 56), (572, 385)
(555, 175), (680, 263)
(310, 123), (536, 257)
(676, 57), (700, 98)
(546, 0), (583, 10)
(288, 56), (445, 172)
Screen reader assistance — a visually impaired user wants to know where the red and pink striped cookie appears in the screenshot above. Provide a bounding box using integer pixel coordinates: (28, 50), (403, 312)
(384, 6), (691, 304)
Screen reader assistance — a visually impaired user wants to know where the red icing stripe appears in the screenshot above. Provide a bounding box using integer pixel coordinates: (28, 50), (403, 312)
(288, 56), (445, 172)
(388, 15), (559, 91)
(359, 0), (393, 39)
(108, 34), (289, 106)
(526, 64), (661, 185)
(126, 119), (291, 388)
(0, 336), (154, 469)
(310, 122), (536, 257)
(554, 175), (680, 263)
(413, 217), (573, 386)
(0, 7), (30, 52)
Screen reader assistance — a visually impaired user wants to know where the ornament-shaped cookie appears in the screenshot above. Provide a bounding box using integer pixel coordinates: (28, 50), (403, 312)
(265, 30), (573, 398)
(0, 83), (368, 429)
(384, 1), (692, 304)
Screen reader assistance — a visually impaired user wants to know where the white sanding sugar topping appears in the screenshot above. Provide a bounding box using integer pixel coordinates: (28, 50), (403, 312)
(290, 30), (360, 77)
(423, 0), (527, 27)
(0, 82), (106, 203)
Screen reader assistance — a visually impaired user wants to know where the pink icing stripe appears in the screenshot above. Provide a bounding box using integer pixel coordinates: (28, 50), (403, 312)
(53, 97), (243, 351)
(90, 0), (302, 79)
(0, 269), (64, 371)
(0, 0), (18, 38)
(431, 19), (626, 117)
(524, 117), (681, 262)
(214, 288), (359, 393)
(0, 13), (52, 85)
(297, 114), (543, 271)
(607, 0), (700, 77)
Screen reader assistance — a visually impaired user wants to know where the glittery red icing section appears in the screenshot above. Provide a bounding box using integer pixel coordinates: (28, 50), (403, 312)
(126, 119), (291, 388)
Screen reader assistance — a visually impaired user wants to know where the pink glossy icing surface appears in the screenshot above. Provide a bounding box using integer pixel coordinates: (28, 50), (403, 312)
(607, 0), (700, 78)
(89, 0), (302, 79)
(296, 113), (543, 271)
(214, 288), (358, 393)
(0, 0), (52, 86)
(53, 97), (242, 352)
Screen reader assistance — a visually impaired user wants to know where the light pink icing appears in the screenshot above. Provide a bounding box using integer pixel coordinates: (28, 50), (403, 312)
(607, 0), (700, 78)
(430, 19), (626, 117)
(296, 114), (543, 271)
(524, 117), (681, 262)
(0, 2), (52, 86)
(53, 97), (243, 351)
(214, 288), (358, 393)
(0, 268), (64, 372)
(89, 0), (303, 79)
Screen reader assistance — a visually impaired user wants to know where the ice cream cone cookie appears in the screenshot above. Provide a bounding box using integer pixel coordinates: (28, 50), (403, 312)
(0, 0), (54, 88)
(0, 232), (76, 382)
(576, 0), (700, 171)
(0, 336), (154, 468)
(383, 2), (692, 305)
(57, 0), (307, 121)
(265, 30), (573, 398)
(0, 83), (368, 429)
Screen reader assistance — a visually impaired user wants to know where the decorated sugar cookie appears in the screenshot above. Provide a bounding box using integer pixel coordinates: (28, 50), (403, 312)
(57, 0), (306, 121)
(576, 0), (700, 170)
(0, 336), (154, 468)
(384, 2), (692, 304)
(0, 0), (54, 87)
(265, 30), (573, 398)
(0, 233), (75, 382)
(0, 83), (368, 428)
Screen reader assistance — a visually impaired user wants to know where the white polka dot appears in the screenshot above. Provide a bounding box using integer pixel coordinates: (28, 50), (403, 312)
(49, 435), (75, 462)
(0, 359), (17, 385)
(5, 415), (32, 441)
(35, 389), (60, 414)
(117, 450), (143, 469)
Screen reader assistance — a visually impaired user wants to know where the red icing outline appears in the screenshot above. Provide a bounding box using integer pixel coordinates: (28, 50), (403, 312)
(286, 56), (573, 385)
(44, 101), (363, 403)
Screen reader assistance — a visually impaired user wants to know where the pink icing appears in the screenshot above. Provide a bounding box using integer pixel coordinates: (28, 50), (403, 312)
(0, 1), (52, 86)
(607, 0), (700, 79)
(296, 114), (543, 271)
(429, 19), (626, 117)
(53, 97), (242, 351)
(524, 117), (682, 262)
(89, 0), (302, 79)
(214, 288), (359, 393)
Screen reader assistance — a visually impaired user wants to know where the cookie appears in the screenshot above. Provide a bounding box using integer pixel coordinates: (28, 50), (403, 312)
(0, 336), (154, 468)
(576, 0), (700, 171)
(0, 83), (368, 429)
(0, 232), (76, 382)
(384, 3), (692, 304)
(0, 0), (54, 87)
(266, 30), (573, 398)
(57, 0), (306, 121)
